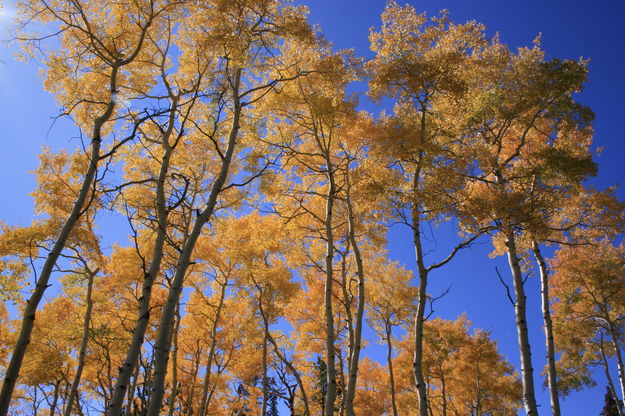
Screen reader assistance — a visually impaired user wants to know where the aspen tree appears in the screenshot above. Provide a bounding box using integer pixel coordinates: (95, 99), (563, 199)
(106, 33), (202, 415)
(144, 1), (314, 412)
(0, 146), (105, 414)
(458, 41), (596, 415)
(551, 240), (625, 412)
(365, 259), (416, 416)
(530, 188), (625, 416)
(260, 35), (360, 414)
(0, 0), (173, 409)
(368, 4), (489, 414)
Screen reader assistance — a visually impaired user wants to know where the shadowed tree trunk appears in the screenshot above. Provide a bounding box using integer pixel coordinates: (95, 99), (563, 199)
(198, 277), (228, 416)
(107, 96), (180, 416)
(386, 321), (398, 416)
(63, 267), (98, 416)
(0, 64), (120, 416)
(167, 302), (182, 416)
(412, 199), (430, 416)
(145, 70), (242, 416)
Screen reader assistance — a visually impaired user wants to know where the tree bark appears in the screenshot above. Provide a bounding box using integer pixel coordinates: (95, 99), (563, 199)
(343, 168), (365, 416)
(198, 277), (228, 416)
(412, 208), (430, 416)
(261, 324), (269, 416)
(411, 105), (430, 416)
(386, 322), (398, 416)
(532, 241), (561, 416)
(600, 332), (624, 416)
(145, 69), (242, 416)
(63, 268), (97, 416)
(607, 323), (625, 412)
(323, 153), (338, 416)
(0, 65), (120, 416)
(106, 96), (179, 416)
(167, 303), (181, 416)
(505, 229), (539, 416)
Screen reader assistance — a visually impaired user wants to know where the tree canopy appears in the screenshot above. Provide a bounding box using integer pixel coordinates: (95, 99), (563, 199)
(0, 1), (623, 415)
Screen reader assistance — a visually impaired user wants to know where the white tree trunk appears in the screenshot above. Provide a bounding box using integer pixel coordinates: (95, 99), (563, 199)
(532, 241), (561, 416)
(323, 158), (338, 416)
(344, 169), (365, 416)
(505, 229), (539, 416)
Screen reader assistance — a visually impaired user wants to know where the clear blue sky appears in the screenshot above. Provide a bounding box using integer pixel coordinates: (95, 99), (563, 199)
(1, 1), (624, 414)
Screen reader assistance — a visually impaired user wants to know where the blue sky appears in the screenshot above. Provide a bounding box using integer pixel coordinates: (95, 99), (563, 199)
(1, 0), (624, 414)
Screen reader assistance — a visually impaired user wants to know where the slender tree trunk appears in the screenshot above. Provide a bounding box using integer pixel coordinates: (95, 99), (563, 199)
(505, 229), (538, 416)
(49, 380), (62, 416)
(337, 349), (345, 416)
(412, 207), (430, 416)
(0, 65), (120, 416)
(107, 96), (179, 416)
(261, 326), (269, 416)
(323, 154), (337, 416)
(600, 333), (624, 416)
(441, 373), (447, 416)
(63, 268), (97, 416)
(343, 169), (365, 416)
(145, 70), (242, 416)
(198, 278), (228, 416)
(607, 323), (625, 412)
(257, 282), (269, 416)
(531, 241), (561, 416)
(197, 281), (227, 416)
(139, 356), (154, 414)
(125, 365), (140, 416)
(410, 106), (430, 415)
(339, 254), (353, 416)
(385, 322), (398, 416)
(167, 303), (181, 416)
(260, 309), (311, 416)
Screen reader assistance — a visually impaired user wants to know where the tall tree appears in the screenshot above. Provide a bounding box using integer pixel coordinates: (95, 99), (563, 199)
(551, 240), (625, 412)
(456, 31), (596, 414)
(366, 258), (416, 416)
(143, 3), (314, 413)
(106, 28), (203, 414)
(261, 36), (360, 416)
(0, 0), (173, 409)
(367, 4), (490, 414)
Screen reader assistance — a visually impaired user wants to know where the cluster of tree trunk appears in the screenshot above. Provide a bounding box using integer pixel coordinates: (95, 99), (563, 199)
(0, 1), (624, 416)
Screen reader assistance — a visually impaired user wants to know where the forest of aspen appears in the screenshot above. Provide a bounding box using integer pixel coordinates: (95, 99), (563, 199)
(0, 0), (624, 415)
